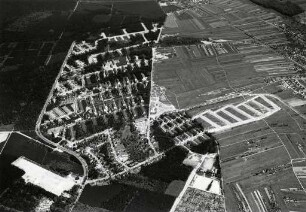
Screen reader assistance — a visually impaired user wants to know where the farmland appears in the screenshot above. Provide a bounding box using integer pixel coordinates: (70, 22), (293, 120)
(153, 0), (306, 111)
(212, 96), (306, 212)
(161, 0), (293, 44)
(151, 1), (306, 209)
(152, 41), (294, 109)
(155, 78), (306, 212)
(1, 0), (306, 211)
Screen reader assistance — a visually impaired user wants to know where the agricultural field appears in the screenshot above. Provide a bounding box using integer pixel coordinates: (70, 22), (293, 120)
(292, 158), (306, 188)
(161, 0), (292, 45)
(152, 40), (294, 109)
(155, 0), (303, 112)
(162, 7), (248, 40)
(1, 0), (306, 211)
(212, 96), (306, 212)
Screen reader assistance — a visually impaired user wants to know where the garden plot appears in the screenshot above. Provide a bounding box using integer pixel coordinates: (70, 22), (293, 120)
(224, 106), (250, 120)
(193, 95), (280, 133)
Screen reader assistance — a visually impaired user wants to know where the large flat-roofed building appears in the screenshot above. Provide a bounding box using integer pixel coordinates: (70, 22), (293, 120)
(12, 156), (76, 196)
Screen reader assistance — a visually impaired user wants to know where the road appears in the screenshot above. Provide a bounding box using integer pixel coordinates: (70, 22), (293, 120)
(35, 39), (89, 181)
(87, 153), (163, 184)
(35, 38), (89, 212)
(169, 156), (205, 212)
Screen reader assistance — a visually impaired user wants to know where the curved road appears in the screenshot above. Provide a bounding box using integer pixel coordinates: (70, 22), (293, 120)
(35, 41), (89, 184)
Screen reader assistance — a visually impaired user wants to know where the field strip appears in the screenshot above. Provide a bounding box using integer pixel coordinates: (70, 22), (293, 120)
(236, 183), (253, 212)
(207, 105), (280, 133)
(219, 132), (275, 148)
(261, 118), (306, 193)
(192, 94), (279, 129)
(229, 106), (254, 119)
(251, 100), (270, 112)
(242, 144), (284, 159)
(251, 192), (262, 212)
(283, 133), (306, 158)
(291, 158), (306, 163)
(217, 123), (269, 141)
(211, 112), (232, 125)
(200, 115), (221, 128)
(254, 190), (268, 212)
(219, 138), (247, 148)
(236, 96), (257, 108)
(221, 109), (243, 122)
(260, 91), (306, 131)
(242, 103), (262, 116)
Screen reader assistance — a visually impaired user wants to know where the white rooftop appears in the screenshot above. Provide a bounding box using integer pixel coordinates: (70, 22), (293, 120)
(12, 156), (76, 196)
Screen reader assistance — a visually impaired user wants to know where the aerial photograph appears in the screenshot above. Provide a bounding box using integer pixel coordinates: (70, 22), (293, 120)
(0, 0), (306, 211)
